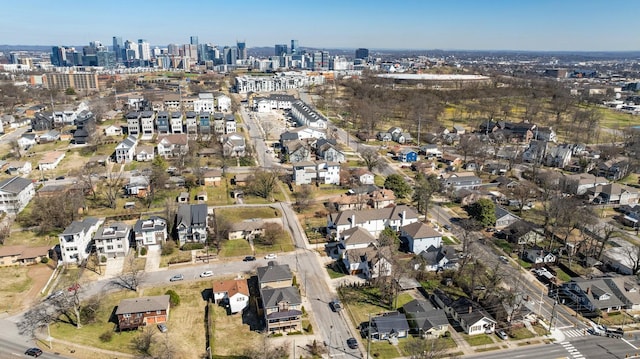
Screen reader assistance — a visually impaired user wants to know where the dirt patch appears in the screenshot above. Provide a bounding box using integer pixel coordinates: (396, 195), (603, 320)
(0, 263), (55, 314)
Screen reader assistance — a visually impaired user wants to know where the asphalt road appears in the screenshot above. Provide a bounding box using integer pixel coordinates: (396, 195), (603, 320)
(469, 334), (640, 359)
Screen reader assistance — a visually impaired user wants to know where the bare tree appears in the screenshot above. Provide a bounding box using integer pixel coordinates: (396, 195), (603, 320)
(247, 168), (282, 200)
(112, 255), (143, 291)
(360, 148), (383, 171)
(623, 245), (640, 275)
(132, 327), (155, 357)
(293, 185), (313, 212)
(405, 336), (457, 359)
(102, 163), (125, 209)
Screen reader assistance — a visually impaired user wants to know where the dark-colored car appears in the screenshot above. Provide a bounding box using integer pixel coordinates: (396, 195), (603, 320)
(243, 256), (256, 262)
(25, 348), (43, 357)
(329, 300), (342, 312)
(443, 224), (452, 231)
(157, 323), (168, 333)
(55, 176), (65, 180)
(346, 338), (359, 349)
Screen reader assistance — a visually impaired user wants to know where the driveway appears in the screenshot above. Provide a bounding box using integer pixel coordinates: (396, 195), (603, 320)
(144, 245), (162, 272)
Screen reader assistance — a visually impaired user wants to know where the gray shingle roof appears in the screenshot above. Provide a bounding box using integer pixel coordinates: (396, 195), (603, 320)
(61, 217), (100, 235)
(401, 222), (440, 239)
(261, 286), (301, 308)
(0, 176), (32, 194)
(329, 205), (419, 226)
(257, 263), (292, 284)
(115, 295), (170, 315)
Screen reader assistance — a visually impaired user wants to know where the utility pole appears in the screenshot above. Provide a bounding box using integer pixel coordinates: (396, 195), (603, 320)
(366, 313), (371, 359)
(549, 292), (559, 335)
(417, 116), (421, 148)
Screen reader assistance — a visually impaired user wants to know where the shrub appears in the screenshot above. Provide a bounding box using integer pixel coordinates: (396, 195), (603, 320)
(165, 289), (180, 307)
(306, 323), (313, 333)
(99, 330), (113, 342)
(181, 243), (204, 251)
(40, 257), (49, 264)
(140, 247), (148, 256)
(443, 331), (451, 338)
(161, 241), (176, 256)
(100, 255), (107, 263)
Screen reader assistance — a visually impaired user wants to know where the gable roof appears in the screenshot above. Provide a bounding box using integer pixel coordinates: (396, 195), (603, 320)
(261, 286), (301, 308)
(403, 299), (449, 329)
(372, 311), (410, 333)
(159, 134), (188, 146)
(61, 217), (101, 236)
(341, 226), (377, 246)
(212, 279), (249, 297)
(450, 297), (496, 325)
(115, 295), (170, 315)
(401, 222), (440, 239)
(0, 176), (32, 194)
(257, 263), (292, 284)
(177, 204), (207, 228)
(329, 205), (419, 227)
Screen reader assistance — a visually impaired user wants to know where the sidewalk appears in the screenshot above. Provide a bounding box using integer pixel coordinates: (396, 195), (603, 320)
(36, 332), (135, 359)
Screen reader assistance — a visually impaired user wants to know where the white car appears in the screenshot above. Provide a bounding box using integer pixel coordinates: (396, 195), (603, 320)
(199, 271), (213, 278)
(264, 253), (277, 260)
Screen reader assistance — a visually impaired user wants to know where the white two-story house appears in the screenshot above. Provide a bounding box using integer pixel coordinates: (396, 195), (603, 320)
(93, 222), (131, 259)
(59, 217), (104, 264)
(133, 216), (168, 249)
(328, 205), (420, 239)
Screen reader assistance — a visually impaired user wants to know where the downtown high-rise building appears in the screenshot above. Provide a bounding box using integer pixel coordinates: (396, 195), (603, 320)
(138, 39), (151, 61)
(112, 36), (123, 62)
(190, 36), (198, 45)
(167, 43), (180, 56)
(355, 48), (369, 60)
(274, 44), (288, 56)
(237, 41), (247, 60)
(290, 40), (299, 54)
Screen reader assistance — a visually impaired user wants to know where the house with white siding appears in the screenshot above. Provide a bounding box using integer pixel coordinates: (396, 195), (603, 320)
(327, 205), (420, 239)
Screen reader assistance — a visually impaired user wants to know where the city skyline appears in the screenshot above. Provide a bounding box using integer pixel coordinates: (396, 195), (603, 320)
(1, 0), (639, 52)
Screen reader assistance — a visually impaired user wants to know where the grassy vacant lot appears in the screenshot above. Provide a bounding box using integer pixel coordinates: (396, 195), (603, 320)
(215, 207), (280, 222)
(50, 281), (212, 358)
(160, 250), (192, 268)
(218, 239), (252, 258)
(253, 230), (294, 255)
(209, 301), (261, 356)
(0, 266), (34, 312)
(339, 286), (414, 326)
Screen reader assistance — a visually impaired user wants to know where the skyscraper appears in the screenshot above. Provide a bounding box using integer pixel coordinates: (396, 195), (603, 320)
(290, 40), (299, 54)
(112, 36), (123, 63)
(274, 44), (288, 56)
(355, 48), (369, 60)
(237, 41), (247, 60)
(138, 39), (151, 61)
(190, 36), (198, 45)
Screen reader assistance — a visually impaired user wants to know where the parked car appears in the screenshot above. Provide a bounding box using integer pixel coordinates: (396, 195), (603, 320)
(243, 256), (256, 262)
(346, 338), (359, 349)
(496, 330), (508, 340)
(46, 290), (64, 300)
(157, 323), (168, 333)
(264, 253), (277, 260)
(55, 175), (65, 180)
(169, 274), (184, 282)
(443, 224), (452, 231)
(200, 271), (214, 278)
(329, 300), (342, 312)
(499, 256), (509, 263)
(25, 348), (43, 357)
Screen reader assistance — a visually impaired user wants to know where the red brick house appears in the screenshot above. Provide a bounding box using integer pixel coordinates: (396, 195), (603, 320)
(115, 295), (170, 331)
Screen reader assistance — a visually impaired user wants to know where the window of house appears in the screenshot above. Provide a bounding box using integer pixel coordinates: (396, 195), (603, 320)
(123, 313), (131, 318)
(156, 310), (162, 314)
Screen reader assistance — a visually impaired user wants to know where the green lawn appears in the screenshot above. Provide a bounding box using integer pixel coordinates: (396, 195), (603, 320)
(442, 236), (458, 245)
(252, 230), (294, 254)
(463, 334), (496, 346)
(368, 341), (403, 359)
(215, 207), (280, 222)
(509, 326), (536, 340)
(339, 286), (400, 326)
(159, 250), (192, 268)
(326, 262), (346, 279)
(218, 239), (252, 258)
(554, 267), (572, 282)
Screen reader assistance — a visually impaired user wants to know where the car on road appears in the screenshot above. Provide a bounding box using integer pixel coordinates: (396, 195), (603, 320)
(346, 338), (359, 349)
(443, 224), (452, 231)
(200, 271), (213, 278)
(157, 323), (168, 333)
(46, 290), (64, 300)
(264, 253), (277, 260)
(496, 330), (508, 340)
(55, 175), (65, 180)
(243, 256), (256, 262)
(499, 255), (509, 263)
(25, 348), (43, 357)
(329, 300), (342, 312)
(169, 274), (184, 282)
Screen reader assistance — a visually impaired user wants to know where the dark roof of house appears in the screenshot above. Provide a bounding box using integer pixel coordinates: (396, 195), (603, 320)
(403, 299), (449, 329)
(61, 217), (100, 235)
(133, 216), (167, 233)
(450, 297), (496, 325)
(261, 286), (301, 308)
(0, 176), (32, 194)
(372, 311), (410, 334)
(177, 204), (207, 228)
(115, 295), (170, 315)
(257, 262), (292, 284)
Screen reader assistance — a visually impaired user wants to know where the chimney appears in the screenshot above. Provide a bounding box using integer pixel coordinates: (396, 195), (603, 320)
(350, 214), (355, 228)
(468, 306), (473, 314)
(586, 287), (591, 294)
(401, 210), (406, 226)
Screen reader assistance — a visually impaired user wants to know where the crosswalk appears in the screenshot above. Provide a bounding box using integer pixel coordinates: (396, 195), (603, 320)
(561, 341), (585, 359)
(563, 328), (588, 338)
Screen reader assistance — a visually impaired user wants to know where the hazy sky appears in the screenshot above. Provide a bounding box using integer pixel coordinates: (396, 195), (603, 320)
(2, 0), (638, 51)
